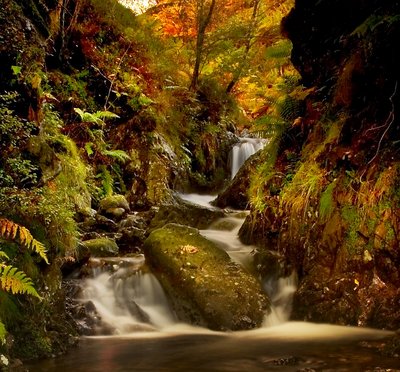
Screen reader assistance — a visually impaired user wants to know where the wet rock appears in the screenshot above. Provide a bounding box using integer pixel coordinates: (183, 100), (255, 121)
(99, 195), (130, 215)
(95, 214), (118, 231)
(105, 207), (126, 221)
(149, 196), (225, 231)
(144, 223), (269, 331)
(213, 150), (264, 210)
(82, 237), (119, 257)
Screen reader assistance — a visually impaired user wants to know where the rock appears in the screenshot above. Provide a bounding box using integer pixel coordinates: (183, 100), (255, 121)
(99, 195), (130, 214)
(144, 223), (269, 331)
(117, 226), (147, 252)
(105, 207), (126, 221)
(149, 196), (225, 231)
(213, 151), (264, 210)
(95, 214), (118, 231)
(82, 238), (119, 257)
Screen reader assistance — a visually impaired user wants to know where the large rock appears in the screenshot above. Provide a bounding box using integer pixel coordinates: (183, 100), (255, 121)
(213, 151), (264, 210)
(149, 197), (225, 231)
(82, 238), (119, 257)
(143, 223), (269, 331)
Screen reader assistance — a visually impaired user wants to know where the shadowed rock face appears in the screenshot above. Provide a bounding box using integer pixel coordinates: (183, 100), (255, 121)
(239, 0), (400, 329)
(143, 223), (269, 331)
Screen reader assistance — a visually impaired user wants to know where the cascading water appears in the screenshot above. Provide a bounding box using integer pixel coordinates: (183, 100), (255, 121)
(79, 256), (176, 334)
(27, 162), (399, 372)
(79, 195), (296, 335)
(230, 137), (266, 179)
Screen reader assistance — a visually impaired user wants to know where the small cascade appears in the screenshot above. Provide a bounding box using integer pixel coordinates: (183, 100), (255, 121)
(199, 214), (255, 271)
(180, 193), (297, 327)
(79, 256), (176, 334)
(230, 137), (266, 179)
(262, 271), (298, 327)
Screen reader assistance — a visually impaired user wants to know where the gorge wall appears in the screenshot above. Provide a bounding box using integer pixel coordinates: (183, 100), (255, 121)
(240, 0), (400, 328)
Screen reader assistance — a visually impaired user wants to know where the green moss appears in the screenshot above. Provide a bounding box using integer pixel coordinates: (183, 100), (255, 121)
(82, 238), (119, 257)
(319, 181), (336, 221)
(144, 223), (269, 331)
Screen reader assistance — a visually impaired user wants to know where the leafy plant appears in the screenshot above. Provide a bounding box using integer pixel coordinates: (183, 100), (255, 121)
(0, 218), (49, 343)
(319, 181), (336, 221)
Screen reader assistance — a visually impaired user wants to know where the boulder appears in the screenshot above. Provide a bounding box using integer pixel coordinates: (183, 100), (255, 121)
(82, 238), (119, 257)
(213, 151), (263, 210)
(149, 197), (225, 231)
(99, 195), (130, 215)
(144, 223), (269, 331)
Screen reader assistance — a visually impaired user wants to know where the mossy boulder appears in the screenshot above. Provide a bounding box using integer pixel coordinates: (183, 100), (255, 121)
(149, 197), (225, 231)
(99, 195), (130, 214)
(143, 223), (269, 331)
(82, 238), (119, 257)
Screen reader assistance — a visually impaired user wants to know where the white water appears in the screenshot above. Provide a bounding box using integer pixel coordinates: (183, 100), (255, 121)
(30, 193), (397, 371)
(230, 137), (266, 179)
(81, 256), (176, 334)
(180, 193), (296, 326)
(80, 193), (295, 335)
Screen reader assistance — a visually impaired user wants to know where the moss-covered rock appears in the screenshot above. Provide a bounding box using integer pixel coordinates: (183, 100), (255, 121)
(149, 196), (225, 231)
(143, 223), (269, 331)
(82, 237), (119, 257)
(99, 195), (130, 214)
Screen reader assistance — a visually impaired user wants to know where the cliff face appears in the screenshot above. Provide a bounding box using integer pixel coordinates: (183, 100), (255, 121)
(241, 0), (400, 328)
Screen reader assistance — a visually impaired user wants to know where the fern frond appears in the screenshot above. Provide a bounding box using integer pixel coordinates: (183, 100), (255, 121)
(0, 264), (41, 298)
(74, 108), (119, 125)
(265, 39), (292, 60)
(0, 218), (49, 264)
(102, 149), (131, 163)
(95, 110), (120, 120)
(0, 251), (9, 260)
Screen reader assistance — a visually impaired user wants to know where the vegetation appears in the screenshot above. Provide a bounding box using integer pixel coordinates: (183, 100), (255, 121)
(0, 0), (399, 364)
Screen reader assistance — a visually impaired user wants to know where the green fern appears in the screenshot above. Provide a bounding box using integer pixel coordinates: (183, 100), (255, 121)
(265, 39), (292, 60)
(102, 149), (131, 163)
(0, 264), (40, 298)
(74, 108), (119, 125)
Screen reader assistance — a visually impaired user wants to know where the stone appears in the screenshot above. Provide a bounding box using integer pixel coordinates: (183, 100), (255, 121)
(99, 195), (130, 214)
(82, 238), (119, 257)
(144, 223), (269, 331)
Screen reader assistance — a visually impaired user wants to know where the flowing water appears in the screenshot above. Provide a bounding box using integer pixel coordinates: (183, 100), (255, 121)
(230, 137), (266, 179)
(26, 193), (399, 371)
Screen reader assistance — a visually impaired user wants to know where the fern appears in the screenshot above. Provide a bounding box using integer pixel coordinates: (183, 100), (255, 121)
(0, 218), (48, 264)
(0, 264), (40, 298)
(102, 149), (131, 163)
(74, 108), (119, 125)
(265, 39), (292, 60)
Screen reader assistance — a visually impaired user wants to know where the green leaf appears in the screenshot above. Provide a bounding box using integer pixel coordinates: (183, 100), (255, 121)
(11, 65), (22, 76)
(85, 142), (94, 156)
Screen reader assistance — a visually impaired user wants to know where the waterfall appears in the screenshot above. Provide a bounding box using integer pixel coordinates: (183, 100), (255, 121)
(262, 272), (297, 327)
(79, 195), (295, 335)
(230, 137), (266, 179)
(80, 256), (176, 334)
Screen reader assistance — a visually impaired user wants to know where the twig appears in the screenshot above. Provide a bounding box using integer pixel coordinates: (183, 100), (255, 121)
(367, 81), (397, 165)
(104, 44), (131, 111)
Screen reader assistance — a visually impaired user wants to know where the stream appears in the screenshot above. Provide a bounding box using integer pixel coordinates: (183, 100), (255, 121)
(26, 141), (400, 371)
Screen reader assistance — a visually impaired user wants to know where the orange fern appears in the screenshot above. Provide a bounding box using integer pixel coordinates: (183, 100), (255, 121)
(0, 218), (48, 264)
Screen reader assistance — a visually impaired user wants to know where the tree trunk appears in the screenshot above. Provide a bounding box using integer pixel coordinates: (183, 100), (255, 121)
(225, 0), (260, 93)
(190, 0), (216, 91)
